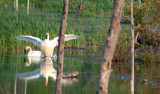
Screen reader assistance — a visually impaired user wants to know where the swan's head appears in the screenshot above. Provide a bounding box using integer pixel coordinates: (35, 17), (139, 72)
(24, 46), (32, 54)
(46, 32), (49, 40)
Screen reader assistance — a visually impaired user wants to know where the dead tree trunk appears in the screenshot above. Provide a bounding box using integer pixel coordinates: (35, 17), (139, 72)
(24, 80), (27, 94)
(14, 78), (17, 94)
(27, 0), (29, 14)
(130, 0), (135, 93)
(139, 0), (141, 7)
(55, 0), (69, 94)
(79, 0), (83, 12)
(14, 0), (18, 12)
(97, 0), (124, 94)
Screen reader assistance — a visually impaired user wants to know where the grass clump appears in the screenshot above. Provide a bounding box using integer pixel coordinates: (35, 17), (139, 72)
(136, 46), (160, 63)
(0, 84), (11, 94)
(113, 32), (131, 62)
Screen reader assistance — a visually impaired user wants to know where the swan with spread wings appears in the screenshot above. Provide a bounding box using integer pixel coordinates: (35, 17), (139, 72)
(16, 32), (79, 57)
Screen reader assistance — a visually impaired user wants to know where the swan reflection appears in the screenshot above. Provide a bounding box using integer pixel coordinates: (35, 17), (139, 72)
(24, 54), (57, 66)
(16, 58), (78, 86)
(24, 56), (42, 66)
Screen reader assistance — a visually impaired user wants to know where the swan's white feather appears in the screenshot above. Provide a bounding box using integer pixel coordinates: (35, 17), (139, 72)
(16, 35), (42, 46)
(64, 34), (80, 41)
(15, 69), (41, 80)
(16, 33), (79, 57)
(29, 51), (42, 57)
(51, 34), (80, 47)
(25, 46), (57, 60)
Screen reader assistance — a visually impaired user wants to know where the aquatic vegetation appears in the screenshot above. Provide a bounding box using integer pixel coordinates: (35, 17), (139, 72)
(113, 32), (131, 62)
(0, 84), (11, 94)
(1, 9), (158, 63)
(0, 0), (159, 63)
(136, 46), (160, 63)
(0, 9), (110, 52)
(0, 0), (113, 16)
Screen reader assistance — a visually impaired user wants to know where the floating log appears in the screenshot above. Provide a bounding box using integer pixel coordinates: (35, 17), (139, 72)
(62, 71), (79, 79)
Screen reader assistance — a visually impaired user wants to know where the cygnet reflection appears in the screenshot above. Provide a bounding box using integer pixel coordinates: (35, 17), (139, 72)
(16, 58), (78, 86)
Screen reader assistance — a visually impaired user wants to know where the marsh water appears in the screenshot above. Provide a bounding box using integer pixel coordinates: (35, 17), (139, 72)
(0, 48), (160, 94)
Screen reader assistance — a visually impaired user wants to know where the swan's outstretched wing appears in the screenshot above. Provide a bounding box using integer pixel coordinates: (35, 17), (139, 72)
(16, 35), (42, 46)
(64, 34), (80, 41)
(51, 34), (80, 47)
(15, 69), (41, 80)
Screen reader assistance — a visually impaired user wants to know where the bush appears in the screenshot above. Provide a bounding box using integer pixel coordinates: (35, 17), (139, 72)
(125, 0), (160, 47)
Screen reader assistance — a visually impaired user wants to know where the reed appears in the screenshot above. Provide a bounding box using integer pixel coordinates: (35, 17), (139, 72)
(0, 9), (143, 63)
(0, 0), (113, 16)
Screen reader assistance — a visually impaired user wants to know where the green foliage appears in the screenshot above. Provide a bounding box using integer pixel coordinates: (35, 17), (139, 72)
(137, 28), (160, 46)
(0, 84), (11, 94)
(113, 32), (131, 62)
(136, 46), (160, 63)
(125, 0), (160, 47)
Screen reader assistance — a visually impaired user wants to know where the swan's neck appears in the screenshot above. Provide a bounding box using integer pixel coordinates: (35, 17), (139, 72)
(27, 48), (32, 56)
(46, 35), (49, 40)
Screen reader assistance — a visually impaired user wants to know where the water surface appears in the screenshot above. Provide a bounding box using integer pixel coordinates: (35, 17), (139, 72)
(0, 48), (159, 94)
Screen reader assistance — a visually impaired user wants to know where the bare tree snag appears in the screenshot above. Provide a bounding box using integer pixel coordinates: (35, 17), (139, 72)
(134, 32), (141, 46)
(139, 0), (141, 7)
(97, 0), (124, 94)
(24, 80), (27, 94)
(14, 78), (17, 94)
(14, 0), (18, 12)
(78, 0), (83, 12)
(55, 0), (69, 94)
(130, 0), (135, 93)
(27, 0), (29, 14)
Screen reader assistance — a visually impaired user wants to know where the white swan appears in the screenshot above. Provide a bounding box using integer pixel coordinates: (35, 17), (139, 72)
(24, 46), (42, 57)
(16, 32), (79, 57)
(24, 46), (57, 64)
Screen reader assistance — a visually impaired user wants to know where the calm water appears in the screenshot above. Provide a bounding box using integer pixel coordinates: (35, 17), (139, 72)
(0, 48), (159, 94)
